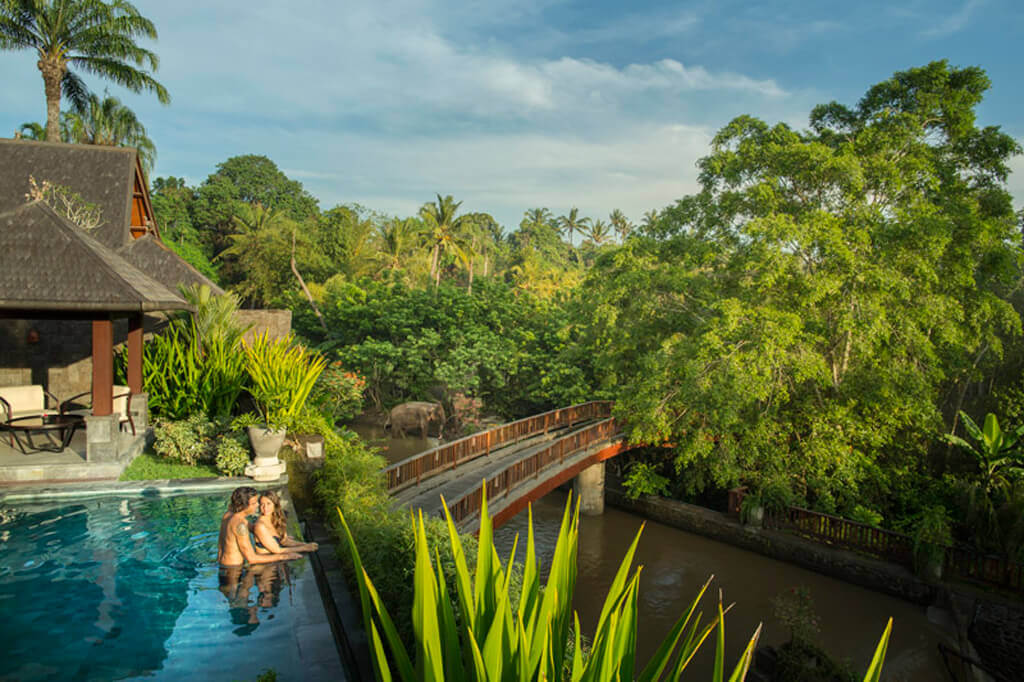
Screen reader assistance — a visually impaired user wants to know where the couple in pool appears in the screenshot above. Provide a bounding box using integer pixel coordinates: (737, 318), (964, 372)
(217, 486), (318, 566)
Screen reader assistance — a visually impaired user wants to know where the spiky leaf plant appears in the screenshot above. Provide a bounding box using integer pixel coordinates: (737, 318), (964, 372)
(338, 489), (892, 681)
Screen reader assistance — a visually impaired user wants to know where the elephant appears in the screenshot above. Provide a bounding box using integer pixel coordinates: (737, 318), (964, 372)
(385, 401), (446, 438)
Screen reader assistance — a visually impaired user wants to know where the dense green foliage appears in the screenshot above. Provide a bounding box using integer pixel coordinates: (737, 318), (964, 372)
(310, 414), (486, 646)
(582, 62), (1024, 546)
(296, 279), (598, 418)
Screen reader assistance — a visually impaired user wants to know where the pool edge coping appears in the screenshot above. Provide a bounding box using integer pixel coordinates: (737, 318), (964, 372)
(0, 475), (289, 503)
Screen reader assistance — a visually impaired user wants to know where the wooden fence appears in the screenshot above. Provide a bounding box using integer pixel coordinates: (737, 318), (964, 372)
(384, 401), (614, 493)
(731, 487), (1024, 593)
(445, 417), (622, 525)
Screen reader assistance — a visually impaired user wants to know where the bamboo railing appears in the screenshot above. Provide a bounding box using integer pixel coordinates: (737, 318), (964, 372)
(384, 401), (614, 493)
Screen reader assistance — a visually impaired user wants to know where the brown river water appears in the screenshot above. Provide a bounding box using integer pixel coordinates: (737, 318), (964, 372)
(352, 423), (952, 680)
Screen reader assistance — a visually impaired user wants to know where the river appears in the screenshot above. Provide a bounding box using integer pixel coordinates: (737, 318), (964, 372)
(353, 423), (952, 680)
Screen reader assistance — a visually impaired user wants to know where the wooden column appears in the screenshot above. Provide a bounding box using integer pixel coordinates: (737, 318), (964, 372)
(92, 316), (114, 416)
(127, 313), (144, 394)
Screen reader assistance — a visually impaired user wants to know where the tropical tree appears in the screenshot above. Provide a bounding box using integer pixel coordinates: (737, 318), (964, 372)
(376, 217), (420, 275)
(586, 219), (612, 246)
(63, 93), (156, 172)
(557, 206), (589, 250)
(582, 62), (1023, 511)
(420, 194), (468, 288)
(640, 209), (659, 232)
(0, 0), (170, 142)
(610, 208), (633, 242)
(17, 120), (48, 140)
(459, 212), (499, 293)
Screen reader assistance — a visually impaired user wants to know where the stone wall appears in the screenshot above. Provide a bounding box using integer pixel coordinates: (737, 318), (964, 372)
(1, 308), (290, 399)
(0, 317), (137, 399)
(605, 486), (938, 605)
(235, 309), (292, 344)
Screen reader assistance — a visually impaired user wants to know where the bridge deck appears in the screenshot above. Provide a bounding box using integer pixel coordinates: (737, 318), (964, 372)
(391, 420), (601, 515)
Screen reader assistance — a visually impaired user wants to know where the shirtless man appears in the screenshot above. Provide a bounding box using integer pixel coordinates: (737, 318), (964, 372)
(218, 486), (300, 566)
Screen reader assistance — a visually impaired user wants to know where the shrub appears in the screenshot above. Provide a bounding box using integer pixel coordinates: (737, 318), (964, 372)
(119, 323), (247, 420)
(622, 461), (670, 499)
(311, 362), (366, 423)
(153, 415), (217, 465)
(215, 433), (251, 476)
(850, 505), (884, 527)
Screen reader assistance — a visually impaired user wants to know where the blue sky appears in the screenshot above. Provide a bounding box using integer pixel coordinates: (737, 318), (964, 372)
(2, 0), (1022, 229)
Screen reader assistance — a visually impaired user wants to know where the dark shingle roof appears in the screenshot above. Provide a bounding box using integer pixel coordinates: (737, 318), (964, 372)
(119, 235), (225, 296)
(0, 201), (190, 313)
(0, 138), (137, 250)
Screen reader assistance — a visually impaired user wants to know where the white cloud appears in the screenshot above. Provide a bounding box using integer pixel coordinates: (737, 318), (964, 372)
(921, 0), (986, 38)
(0, 0), (800, 228)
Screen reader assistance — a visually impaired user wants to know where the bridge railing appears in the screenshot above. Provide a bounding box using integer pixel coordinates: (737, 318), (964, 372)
(384, 401), (614, 493)
(445, 417), (622, 526)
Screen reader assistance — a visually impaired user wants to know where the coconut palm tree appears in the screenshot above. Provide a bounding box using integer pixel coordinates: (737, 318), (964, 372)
(557, 207), (589, 249)
(609, 208), (632, 242)
(641, 209), (659, 231)
(586, 219), (612, 246)
(0, 0), (170, 142)
(63, 93), (156, 173)
(420, 194), (468, 288)
(17, 120), (48, 140)
(376, 217), (418, 274)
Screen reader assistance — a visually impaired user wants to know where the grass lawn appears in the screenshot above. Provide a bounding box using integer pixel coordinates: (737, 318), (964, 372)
(119, 452), (220, 480)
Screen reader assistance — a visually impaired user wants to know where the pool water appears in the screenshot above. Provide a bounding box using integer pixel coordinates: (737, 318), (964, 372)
(0, 493), (343, 681)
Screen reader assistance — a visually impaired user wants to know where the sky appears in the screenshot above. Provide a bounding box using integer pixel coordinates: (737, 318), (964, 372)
(1, 0), (1022, 230)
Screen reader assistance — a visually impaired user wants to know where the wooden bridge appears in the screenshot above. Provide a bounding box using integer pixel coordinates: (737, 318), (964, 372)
(385, 401), (628, 530)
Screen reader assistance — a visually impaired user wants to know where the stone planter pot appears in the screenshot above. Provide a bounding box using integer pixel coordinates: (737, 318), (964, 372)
(245, 425), (287, 481)
(743, 505), (765, 528)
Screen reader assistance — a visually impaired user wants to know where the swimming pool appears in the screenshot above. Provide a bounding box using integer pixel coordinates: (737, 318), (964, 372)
(0, 492), (344, 681)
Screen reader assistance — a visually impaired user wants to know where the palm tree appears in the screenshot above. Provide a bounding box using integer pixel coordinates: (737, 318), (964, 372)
(17, 121), (47, 140)
(63, 93), (156, 172)
(641, 209), (659, 232)
(609, 208), (632, 242)
(586, 219), (612, 245)
(557, 207), (590, 262)
(376, 217), (418, 274)
(522, 207), (553, 231)
(0, 0), (170, 142)
(419, 194), (468, 288)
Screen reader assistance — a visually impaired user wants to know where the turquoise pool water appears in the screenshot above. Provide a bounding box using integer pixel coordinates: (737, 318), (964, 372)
(0, 493), (342, 681)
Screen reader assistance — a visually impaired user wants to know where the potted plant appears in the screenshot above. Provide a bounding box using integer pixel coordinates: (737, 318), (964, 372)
(740, 490), (765, 527)
(243, 333), (326, 481)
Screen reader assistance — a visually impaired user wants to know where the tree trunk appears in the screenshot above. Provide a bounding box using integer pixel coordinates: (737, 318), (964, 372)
(39, 58), (64, 142)
(290, 229), (327, 330)
(468, 258), (474, 294)
(429, 243), (440, 283)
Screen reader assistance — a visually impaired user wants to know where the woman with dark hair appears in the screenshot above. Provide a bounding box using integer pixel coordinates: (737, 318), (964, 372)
(252, 491), (318, 555)
(218, 486), (299, 567)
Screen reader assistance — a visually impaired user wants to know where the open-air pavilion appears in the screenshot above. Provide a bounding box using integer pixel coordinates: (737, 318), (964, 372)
(0, 201), (191, 482)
